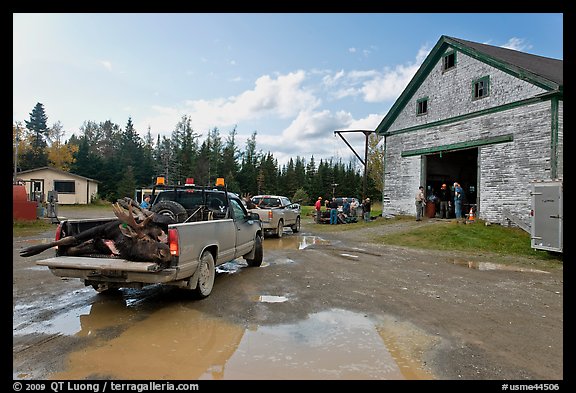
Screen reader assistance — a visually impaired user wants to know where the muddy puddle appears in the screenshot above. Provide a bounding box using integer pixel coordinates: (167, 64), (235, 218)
(35, 298), (436, 380)
(263, 235), (330, 250)
(451, 259), (551, 274)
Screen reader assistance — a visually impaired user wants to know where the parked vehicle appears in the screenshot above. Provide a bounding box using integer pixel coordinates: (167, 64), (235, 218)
(248, 195), (301, 238)
(32, 178), (264, 298)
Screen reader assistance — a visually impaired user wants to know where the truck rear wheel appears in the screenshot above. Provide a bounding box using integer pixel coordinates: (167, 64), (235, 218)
(291, 216), (301, 233)
(245, 235), (263, 267)
(276, 220), (284, 238)
(194, 250), (215, 299)
(151, 200), (188, 223)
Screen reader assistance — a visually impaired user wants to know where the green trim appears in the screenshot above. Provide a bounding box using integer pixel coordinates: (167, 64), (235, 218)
(402, 134), (513, 157)
(550, 97), (559, 178)
(384, 93), (558, 137)
(472, 75), (490, 100)
(375, 35), (562, 136)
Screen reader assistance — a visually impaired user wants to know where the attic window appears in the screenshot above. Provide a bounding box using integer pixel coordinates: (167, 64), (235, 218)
(416, 97), (428, 115)
(472, 76), (490, 100)
(442, 51), (456, 71)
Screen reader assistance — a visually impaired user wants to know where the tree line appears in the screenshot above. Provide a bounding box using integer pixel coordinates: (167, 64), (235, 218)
(13, 102), (383, 205)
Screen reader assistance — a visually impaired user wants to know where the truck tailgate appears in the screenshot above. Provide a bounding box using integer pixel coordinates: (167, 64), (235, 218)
(37, 257), (161, 272)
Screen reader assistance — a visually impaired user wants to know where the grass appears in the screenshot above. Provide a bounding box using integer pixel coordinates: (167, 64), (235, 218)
(13, 202), (112, 237)
(301, 204), (563, 266)
(13, 219), (56, 237)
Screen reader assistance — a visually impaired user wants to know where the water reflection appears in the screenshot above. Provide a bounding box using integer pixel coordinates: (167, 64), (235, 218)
(50, 303), (436, 380)
(264, 235), (330, 250)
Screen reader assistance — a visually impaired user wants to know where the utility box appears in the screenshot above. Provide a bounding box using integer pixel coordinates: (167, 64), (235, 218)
(530, 180), (563, 253)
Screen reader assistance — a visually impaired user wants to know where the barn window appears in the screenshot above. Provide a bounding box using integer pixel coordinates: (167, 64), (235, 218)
(54, 180), (75, 194)
(416, 97), (428, 115)
(472, 76), (490, 100)
(443, 51), (456, 71)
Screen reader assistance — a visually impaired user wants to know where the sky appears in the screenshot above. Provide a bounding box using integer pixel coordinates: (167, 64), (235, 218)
(13, 13), (563, 168)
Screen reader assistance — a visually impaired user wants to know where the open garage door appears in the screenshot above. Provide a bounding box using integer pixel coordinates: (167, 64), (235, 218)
(424, 148), (478, 217)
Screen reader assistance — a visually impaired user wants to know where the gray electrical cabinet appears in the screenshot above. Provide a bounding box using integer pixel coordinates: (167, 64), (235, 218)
(530, 180), (563, 253)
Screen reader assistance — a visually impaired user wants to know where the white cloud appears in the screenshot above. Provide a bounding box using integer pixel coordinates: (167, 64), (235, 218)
(500, 37), (532, 52)
(321, 44), (430, 103)
(99, 60), (113, 72)
(251, 109), (384, 166)
(137, 70), (320, 135)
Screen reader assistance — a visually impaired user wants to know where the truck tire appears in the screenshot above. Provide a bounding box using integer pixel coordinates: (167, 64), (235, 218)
(275, 220), (284, 238)
(194, 250), (215, 299)
(245, 235), (263, 267)
(151, 200), (188, 223)
(291, 216), (301, 233)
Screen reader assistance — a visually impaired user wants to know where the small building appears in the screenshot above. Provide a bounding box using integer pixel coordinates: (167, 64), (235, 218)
(375, 35), (563, 224)
(16, 167), (99, 205)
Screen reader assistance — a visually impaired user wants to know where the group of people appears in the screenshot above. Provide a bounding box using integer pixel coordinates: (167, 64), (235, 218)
(314, 196), (371, 224)
(415, 182), (464, 221)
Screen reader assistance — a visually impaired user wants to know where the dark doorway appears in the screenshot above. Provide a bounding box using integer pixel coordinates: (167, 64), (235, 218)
(425, 149), (478, 217)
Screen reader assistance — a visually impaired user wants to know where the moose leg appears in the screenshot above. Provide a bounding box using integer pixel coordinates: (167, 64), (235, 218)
(19, 236), (79, 257)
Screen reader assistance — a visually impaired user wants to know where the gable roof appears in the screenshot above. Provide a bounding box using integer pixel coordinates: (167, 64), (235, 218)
(376, 35), (563, 135)
(17, 166), (100, 183)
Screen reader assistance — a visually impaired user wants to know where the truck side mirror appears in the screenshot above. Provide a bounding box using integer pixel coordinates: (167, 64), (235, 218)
(250, 212), (261, 221)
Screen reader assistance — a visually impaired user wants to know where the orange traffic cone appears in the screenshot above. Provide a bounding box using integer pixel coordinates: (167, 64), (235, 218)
(468, 207), (475, 222)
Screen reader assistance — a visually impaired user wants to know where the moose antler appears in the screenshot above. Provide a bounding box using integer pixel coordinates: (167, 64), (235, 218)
(113, 201), (154, 233)
(241, 193), (256, 209)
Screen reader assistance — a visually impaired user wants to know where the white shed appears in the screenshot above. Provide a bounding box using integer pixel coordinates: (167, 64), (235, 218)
(16, 167), (99, 205)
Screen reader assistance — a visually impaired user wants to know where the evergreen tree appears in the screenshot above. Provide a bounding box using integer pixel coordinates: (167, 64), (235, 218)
(22, 102), (49, 168)
(238, 131), (260, 195)
(24, 102), (49, 150)
(220, 127), (241, 192)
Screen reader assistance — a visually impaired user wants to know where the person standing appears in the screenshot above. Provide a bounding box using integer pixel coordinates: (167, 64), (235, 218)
(329, 197), (339, 225)
(438, 183), (451, 219)
(453, 182), (463, 219)
(415, 186), (426, 221)
(342, 198), (350, 216)
(362, 198), (371, 222)
(350, 198), (359, 217)
(314, 197), (323, 224)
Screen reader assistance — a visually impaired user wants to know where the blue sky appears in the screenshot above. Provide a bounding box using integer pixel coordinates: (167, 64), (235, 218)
(13, 13), (563, 167)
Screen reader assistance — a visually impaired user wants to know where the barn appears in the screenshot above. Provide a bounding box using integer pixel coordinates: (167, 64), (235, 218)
(16, 167), (99, 205)
(375, 35), (563, 225)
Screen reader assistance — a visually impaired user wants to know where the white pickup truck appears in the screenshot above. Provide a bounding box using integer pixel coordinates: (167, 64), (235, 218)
(33, 183), (264, 298)
(248, 195), (301, 238)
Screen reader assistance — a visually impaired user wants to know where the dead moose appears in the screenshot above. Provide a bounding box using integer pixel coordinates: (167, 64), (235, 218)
(20, 198), (172, 264)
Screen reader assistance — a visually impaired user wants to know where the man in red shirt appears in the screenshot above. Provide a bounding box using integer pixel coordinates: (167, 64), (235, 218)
(314, 197), (323, 224)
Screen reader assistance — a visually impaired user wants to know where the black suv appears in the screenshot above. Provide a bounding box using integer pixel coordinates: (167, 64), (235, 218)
(150, 184), (232, 223)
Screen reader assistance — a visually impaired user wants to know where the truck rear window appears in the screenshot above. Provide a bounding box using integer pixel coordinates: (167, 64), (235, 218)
(252, 197), (281, 208)
(155, 191), (204, 209)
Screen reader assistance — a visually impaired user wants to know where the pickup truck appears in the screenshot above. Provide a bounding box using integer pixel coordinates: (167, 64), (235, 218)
(35, 181), (264, 298)
(248, 195), (301, 238)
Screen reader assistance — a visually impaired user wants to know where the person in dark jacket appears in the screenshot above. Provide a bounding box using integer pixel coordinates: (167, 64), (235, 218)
(329, 197), (339, 225)
(362, 198), (371, 222)
(438, 183), (451, 219)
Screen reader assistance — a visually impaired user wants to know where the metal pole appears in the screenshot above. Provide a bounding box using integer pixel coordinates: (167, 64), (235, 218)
(333, 130), (375, 200)
(14, 126), (19, 183)
(363, 131), (369, 200)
